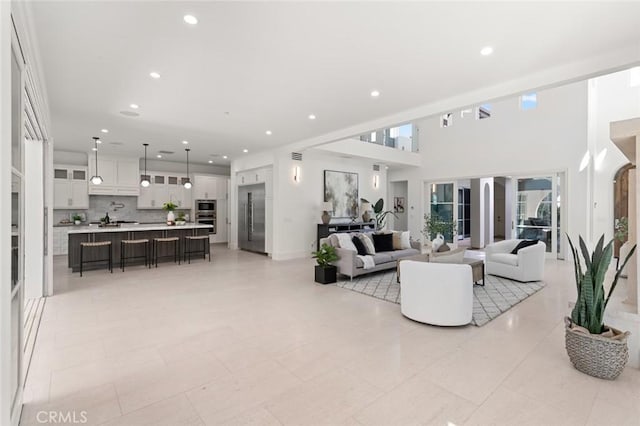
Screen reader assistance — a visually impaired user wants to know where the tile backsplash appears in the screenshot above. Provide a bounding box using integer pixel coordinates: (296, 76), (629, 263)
(54, 195), (191, 224)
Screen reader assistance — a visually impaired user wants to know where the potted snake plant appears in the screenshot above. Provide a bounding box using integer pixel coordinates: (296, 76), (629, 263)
(312, 243), (338, 284)
(565, 234), (636, 379)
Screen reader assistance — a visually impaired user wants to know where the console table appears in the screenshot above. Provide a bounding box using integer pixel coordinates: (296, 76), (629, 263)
(317, 222), (375, 250)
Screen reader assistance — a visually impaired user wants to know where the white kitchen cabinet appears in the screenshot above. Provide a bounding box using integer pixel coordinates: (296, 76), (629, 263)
(53, 165), (89, 209)
(88, 154), (140, 196)
(211, 198), (228, 243)
(169, 179), (192, 209)
(138, 174), (168, 209)
(193, 175), (217, 199)
(238, 169), (266, 186)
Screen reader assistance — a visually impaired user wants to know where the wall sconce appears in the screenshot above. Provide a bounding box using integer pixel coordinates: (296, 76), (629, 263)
(373, 174), (379, 189)
(293, 165), (301, 183)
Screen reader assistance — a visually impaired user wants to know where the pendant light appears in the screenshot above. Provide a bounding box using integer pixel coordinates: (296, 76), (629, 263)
(140, 143), (150, 187)
(90, 136), (103, 185)
(183, 148), (192, 189)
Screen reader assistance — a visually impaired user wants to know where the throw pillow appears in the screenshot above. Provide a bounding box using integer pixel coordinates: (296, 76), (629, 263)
(392, 231), (402, 250)
(358, 234), (376, 255)
(510, 239), (539, 254)
(351, 236), (367, 256)
(400, 231), (411, 249)
(335, 233), (357, 252)
(372, 233), (394, 252)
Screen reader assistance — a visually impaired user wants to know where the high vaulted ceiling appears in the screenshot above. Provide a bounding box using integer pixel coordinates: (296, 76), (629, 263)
(31, 1), (640, 165)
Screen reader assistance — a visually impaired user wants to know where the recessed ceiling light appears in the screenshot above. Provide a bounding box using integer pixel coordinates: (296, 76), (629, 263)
(184, 15), (198, 25)
(101, 129), (109, 133)
(208, 160), (213, 164)
(370, 90), (380, 97)
(223, 155), (228, 159)
(130, 104), (139, 109)
(308, 114), (316, 120)
(149, 72), (161, 79)
(265, 130), (272, 135)
(157, 154), (162, 158)
(480, 46), (493, 56)
(182, 140), (189, 145)
(243, 149), (248, 153)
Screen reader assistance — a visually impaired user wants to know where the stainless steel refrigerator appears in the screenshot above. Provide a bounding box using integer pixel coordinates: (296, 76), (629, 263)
(238, 183), (266, 253)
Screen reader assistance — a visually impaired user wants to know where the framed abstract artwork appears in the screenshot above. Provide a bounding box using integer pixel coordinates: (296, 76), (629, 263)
(323, 170), (358, 218)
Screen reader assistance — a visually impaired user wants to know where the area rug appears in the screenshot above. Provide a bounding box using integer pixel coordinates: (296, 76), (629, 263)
(336, 270), (544, 326)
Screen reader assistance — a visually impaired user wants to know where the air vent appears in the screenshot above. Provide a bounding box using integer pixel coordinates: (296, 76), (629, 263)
(158, 150), (174, 155)
(108, 142), (123, 146)
(291, 152), (302, 161)
(373, 164), (380, 171)
(119, 111), (140, 117)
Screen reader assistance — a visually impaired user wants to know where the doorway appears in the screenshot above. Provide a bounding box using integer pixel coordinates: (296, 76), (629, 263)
(389, 180), (408, 231)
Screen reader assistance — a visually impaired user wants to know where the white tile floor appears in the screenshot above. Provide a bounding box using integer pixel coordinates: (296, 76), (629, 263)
(21, 245), (640, 425)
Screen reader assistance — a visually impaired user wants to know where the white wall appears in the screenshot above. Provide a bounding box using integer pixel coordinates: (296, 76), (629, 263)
(390, 81), (589, 253)
(272, 149), (387, 260)
(589, 69), (640, 243)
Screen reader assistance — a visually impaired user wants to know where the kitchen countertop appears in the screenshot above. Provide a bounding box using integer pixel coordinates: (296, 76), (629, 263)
(67, 223), (212, 234)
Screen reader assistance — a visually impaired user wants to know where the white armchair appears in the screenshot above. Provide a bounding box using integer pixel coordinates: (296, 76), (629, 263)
(399, 261), (473, 326)
(485, 239), (545, 282)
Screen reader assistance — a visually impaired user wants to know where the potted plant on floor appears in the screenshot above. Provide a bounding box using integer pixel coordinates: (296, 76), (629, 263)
(312, 243), (338, 284)
(565, 234), (636, 379)
(360, 198), (397, 231)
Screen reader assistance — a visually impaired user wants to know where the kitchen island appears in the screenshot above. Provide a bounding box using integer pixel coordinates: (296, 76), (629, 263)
(68, 223), (212, 272)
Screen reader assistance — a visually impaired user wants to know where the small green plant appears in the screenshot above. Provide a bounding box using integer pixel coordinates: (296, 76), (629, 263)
(422, 214), (456, 241)
(176, 212), (186, 221)
(567, 234), (637, 334)
(312, 243), (338, 268)
(614, 217), (628, 242)
(72, 213), (82, 222)
(360, 198), (397, 230)
(162, 202), (178, 212)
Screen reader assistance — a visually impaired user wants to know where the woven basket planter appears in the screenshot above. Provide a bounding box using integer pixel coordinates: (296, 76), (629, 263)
(564, 317), (630, 380)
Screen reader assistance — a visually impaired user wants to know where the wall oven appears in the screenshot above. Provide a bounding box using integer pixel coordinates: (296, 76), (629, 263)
(196, 199), (216, 212)
(195, 199), (216, 234)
